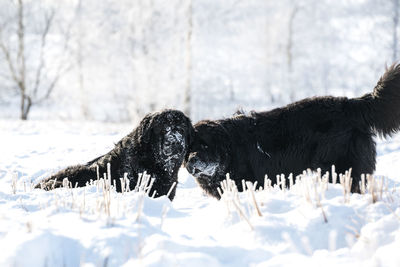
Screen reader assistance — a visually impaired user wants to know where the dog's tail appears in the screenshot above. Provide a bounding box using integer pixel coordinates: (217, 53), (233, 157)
(355, 63), (400, 137)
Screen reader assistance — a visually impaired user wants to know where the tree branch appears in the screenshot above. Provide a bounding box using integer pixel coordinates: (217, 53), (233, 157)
(0, 27), (20, 88)
(17, 0), (25, 93)
(32, 10), (55, 97)
(36, 8), (73, 104)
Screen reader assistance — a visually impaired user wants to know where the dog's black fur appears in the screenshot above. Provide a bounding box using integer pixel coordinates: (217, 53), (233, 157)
(35, 109), (194, 200)
(186, 64), (400, 199)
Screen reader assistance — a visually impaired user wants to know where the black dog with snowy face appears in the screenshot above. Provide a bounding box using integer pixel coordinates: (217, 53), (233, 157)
(35, 109), (194, 200)
(186, 64), (400, 199)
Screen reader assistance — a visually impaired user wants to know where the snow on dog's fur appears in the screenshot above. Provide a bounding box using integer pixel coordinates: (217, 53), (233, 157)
(186, 64), (400, 198)
(35, 110), (194, 200)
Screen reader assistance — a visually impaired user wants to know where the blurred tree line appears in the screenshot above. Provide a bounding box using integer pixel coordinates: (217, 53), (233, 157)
(0, 0), (398, 122)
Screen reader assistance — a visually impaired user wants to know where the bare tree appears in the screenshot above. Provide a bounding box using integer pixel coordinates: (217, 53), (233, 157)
(183, 0), (193, 117)
(75, 0), (90, 119)
(393, 0), (399, 62)
(286, 3), (299, 101)
(0, 0), (69, 120)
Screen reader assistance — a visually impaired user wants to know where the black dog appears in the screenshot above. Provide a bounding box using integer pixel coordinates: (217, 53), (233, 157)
(35, 109), (194, 200)
(186, 64), (400, 198)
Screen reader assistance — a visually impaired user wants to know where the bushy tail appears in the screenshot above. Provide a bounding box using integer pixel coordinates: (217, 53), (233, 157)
(358, 63), (400, 137)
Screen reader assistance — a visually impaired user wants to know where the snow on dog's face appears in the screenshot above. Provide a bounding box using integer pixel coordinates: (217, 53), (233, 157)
(146, 110), (194, 174)
(185, 121), (231, 198)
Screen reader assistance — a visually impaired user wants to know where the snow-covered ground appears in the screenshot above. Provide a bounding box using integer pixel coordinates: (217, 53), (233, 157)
(1, 119), (400, 267)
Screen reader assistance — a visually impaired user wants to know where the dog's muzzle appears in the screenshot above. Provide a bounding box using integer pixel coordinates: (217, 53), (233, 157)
(163, 128), (185, 157)
(186, 156), (218, 177)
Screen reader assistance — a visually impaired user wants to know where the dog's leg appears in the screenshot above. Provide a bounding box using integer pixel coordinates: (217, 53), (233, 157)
(35, 165), (97, 190)
(347, 131), (376, 194)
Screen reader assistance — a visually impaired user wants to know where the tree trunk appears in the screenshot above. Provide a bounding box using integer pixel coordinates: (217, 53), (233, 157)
(76, 0), (89, 119)
(20, 95), (31, 120)
(17, 0), (28, 120)
(20, 90), (26, 120)
(393, 0), (399, 62)
(287, 5), (298, 101)
(0, 0), (61, 120)
(183, 0), (193, 117)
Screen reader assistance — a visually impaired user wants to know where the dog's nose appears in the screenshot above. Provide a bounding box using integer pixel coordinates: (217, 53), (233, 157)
(193, 167), (202, 175)
(186, 157), (202, 175)
(186, 159), (195, 173)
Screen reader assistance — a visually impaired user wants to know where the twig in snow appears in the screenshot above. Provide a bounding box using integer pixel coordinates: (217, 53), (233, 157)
(166, 182), (177, 199)
(246, 181), (262, 217)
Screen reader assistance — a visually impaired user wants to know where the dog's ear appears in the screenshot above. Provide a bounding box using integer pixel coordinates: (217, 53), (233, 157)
(137, 112), (158, 145)
(184, 126), (196, 164)
(185, 117), (195, 149)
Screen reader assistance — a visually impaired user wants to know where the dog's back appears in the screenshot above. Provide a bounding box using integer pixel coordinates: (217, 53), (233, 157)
(250, 64), (400, 192)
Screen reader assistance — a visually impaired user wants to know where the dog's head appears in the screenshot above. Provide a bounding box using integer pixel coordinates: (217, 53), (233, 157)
(185, 120), (232, 198)
(138, 109), (194, 173)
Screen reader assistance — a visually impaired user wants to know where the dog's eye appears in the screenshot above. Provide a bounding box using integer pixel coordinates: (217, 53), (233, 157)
(201, 144), (208, 149)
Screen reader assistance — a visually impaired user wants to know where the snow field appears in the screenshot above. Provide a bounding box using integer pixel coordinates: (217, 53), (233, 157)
(0, 120), (400, 267)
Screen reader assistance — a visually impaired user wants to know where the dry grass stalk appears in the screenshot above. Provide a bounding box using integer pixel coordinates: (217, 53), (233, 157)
(301, 175), (312, 204)
(134, 172), (152, 194)
(264, 175), (268, 190)
(367, 174), (377, 203)
(134, 172), (143, 192)
(231, 199), (254, 230)
(316, 168), (322, 184)
(125, 173), (130, 193)
(245, 181), (262, 217)
(263, 175), (272, 192)
(219, 175), (253, 230)
(166, 182), (176, 199)
(101, 172), (112, 217)
(275, 174), (281, 190)
(295, 170), (328, 222)
(11, 172), (18, 194)
(62, 177), (69, 188)
(289, 173), (294, 190)
(29, 181), (35, 191)
(360, 174), (366, 194)
(26, 221), (32, 233)
(119, 172), (130, 194)
(107, 163), (112, 182)
(332, 165), (337, 184)
(312, 174), (328, 223)
(96, 165), (100, 182)
(146, 178), (156, 196)
(135, 193), (145, 222)
(253, 181), (258, 191)
(345, 224), (360, 239)
(322, 171), (329, 194)
(119, 177), (125, 194)
(378, 176), (385, 200)
(51, 178), (58, 190)
(242, 179), (246, 192)
(217, 187), (223, 199)
(339, 168), (352, 203)
(242, 179), (252, 213)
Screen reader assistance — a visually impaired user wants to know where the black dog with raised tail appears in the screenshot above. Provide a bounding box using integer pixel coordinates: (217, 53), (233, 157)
(186, 64), (400, 198)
